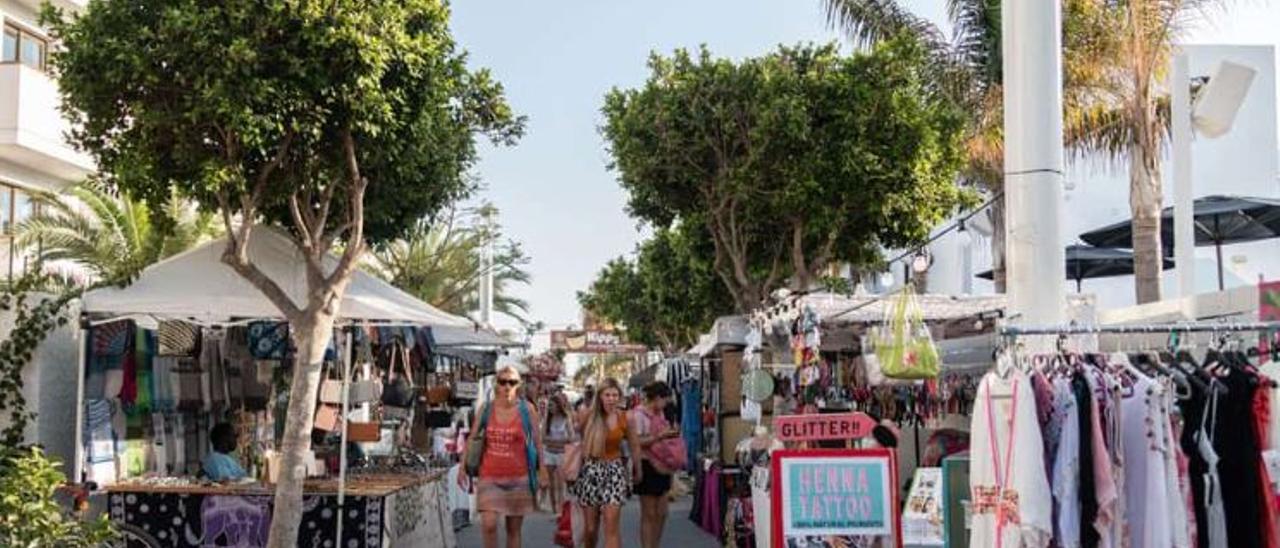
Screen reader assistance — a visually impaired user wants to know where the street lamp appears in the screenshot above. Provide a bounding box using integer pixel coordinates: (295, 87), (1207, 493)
(1172, 55), (1256, 305)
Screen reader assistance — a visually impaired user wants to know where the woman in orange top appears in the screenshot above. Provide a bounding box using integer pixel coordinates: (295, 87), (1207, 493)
(468, 366), (548, 548)
(571, 378), (641, 548)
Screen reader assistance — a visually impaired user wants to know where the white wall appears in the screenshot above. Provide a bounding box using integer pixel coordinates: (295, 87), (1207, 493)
(928, 44), (1280, 310)
(0, 298), (80, 478)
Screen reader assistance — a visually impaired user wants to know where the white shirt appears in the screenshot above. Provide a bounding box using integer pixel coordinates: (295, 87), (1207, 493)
(970, 371), (1053, 548)
(1051, 377), (1082, 548)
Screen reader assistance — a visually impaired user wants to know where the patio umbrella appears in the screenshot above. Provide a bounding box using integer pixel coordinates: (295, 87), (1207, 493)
(976, 244), (1174, 292)
(1078, 195), (1280, 290)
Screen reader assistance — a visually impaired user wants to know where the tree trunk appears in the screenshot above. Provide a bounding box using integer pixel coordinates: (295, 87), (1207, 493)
(989, 194), (1008, 293)
(266, 310), (337, 548)
(1130, 142), (1163, 304)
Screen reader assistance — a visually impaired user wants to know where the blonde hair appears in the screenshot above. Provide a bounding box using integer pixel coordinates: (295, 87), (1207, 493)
(582, 378), (623, 459)
(495, 365), (522, 379)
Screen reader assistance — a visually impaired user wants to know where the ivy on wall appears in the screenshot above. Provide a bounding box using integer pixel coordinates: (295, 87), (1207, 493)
(0, 274), (79, 447)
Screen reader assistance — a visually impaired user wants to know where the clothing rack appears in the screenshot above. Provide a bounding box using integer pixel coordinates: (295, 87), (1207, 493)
(999, 321), (1280, 337)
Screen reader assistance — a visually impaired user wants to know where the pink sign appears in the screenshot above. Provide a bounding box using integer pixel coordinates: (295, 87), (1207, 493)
(775, 412), (877, 442)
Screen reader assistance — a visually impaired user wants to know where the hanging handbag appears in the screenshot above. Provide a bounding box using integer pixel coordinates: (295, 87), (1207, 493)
(349, 374), (382, 404)
(319, 362), (343, 404)
(874, 284), (940, 379)
(381, 342), (416, 409)
(314, 404), (341, 432)
(424, 373), (453, 406)
(158, 320), (200, 357)
(346, 415), (381, 443)
(422, 409), (453, 428)
(464, 402), (493, 477)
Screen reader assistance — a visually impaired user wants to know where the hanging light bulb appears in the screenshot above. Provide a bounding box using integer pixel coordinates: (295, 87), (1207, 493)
(912, 252), (931, 273)
(879, 271), (895, 288)
(956, 221), (972, 247)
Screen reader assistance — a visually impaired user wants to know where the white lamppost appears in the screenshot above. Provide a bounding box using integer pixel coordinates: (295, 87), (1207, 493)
(1172, 54), (1255, 311)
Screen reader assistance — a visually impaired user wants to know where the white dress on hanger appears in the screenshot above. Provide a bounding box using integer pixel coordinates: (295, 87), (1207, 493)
(1120, 373), (1173, 548)
(969, 370), (1053, 548)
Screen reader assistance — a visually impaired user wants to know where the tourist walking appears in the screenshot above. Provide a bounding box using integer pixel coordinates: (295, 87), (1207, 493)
(570, 378), (641, 548)
(543, 392), (573, 511)
(462, 366), (549, 548)
(630, 381), (684, 548)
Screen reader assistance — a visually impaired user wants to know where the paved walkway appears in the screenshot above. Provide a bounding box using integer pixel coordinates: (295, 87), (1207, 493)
(456, 496), (719, 548)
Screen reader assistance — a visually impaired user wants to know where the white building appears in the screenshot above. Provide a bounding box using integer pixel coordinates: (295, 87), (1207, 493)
(1, 0), (93, 275)
(0, 0), (92, 474)
(914, 44), (1280, 311)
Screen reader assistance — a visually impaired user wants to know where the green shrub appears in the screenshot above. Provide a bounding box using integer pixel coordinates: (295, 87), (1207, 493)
(0, 446), (115, 547)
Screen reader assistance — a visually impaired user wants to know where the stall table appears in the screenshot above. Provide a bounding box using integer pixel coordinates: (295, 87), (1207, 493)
(106, 471), (455, 548)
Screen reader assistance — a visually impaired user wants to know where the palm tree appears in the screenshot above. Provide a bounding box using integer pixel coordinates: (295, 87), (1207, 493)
(1062, 0), (1214, 303)
(15, 182), (221, 286)
(820, 0), (1122, 294)
(368, 204), (534, 326)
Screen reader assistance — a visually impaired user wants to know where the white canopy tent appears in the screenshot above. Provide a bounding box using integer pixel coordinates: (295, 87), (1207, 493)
(81, 229), (473, 327)
(76, 229), (477, 543)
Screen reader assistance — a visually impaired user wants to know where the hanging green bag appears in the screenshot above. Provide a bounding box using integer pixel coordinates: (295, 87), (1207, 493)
(874, 285), (940, 379)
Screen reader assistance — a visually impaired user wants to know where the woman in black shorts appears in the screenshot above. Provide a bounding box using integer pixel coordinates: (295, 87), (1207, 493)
(630, 381), (681, 548)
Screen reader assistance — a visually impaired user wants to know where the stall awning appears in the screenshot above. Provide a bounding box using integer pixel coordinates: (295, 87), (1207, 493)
(428, 325), (524, 349)
(82, 229), (473, 327)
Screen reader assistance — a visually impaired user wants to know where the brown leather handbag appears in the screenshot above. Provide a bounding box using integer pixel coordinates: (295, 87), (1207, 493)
(346, 420), (381, 442)
(424, 373), (453, 406)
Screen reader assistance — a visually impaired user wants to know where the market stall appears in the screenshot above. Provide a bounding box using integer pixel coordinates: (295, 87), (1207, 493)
(688, 290), (1095, 547)
(75, 230), (472, 548)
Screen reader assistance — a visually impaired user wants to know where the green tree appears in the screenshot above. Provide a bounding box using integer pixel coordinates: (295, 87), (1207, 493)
(571, 354), (634, 389)
(0, 447), (115, 547)
(368, 204), (533, 326)
(579, 223), (734, 352)
(44, 2), (522, 545)
(602, 39), (971, 312)
(16, 183), (221, 286)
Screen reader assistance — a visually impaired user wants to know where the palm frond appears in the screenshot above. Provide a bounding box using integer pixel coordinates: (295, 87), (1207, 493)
(821, 0), (945, 49)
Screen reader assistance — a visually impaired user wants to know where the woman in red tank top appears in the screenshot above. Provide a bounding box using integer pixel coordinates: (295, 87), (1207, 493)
(466, 366), (548, 548)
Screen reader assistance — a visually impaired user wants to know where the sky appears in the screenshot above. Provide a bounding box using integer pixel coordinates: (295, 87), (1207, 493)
(448, 0), (1280, 339)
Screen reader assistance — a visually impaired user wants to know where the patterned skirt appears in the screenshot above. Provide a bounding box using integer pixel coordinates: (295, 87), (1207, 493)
(475, 475), (535, 516)
(569, 459), (630, 507)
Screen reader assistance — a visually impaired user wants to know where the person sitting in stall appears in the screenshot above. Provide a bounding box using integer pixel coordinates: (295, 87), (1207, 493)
(203, 423), (247, 482)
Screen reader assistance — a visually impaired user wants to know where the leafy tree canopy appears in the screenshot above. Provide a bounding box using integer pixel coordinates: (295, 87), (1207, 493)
(44, 0), (523, 293)
(602, 37), (973, 312)
(578, 223), (733, 352)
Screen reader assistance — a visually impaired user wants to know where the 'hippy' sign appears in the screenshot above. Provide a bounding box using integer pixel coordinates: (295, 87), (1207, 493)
(772, 448), (902, 548)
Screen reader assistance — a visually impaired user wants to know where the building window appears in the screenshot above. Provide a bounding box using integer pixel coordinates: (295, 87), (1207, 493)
(1, 24), (46, 71)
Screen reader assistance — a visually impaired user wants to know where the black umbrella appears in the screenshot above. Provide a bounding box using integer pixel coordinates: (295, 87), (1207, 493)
(1078, 195), (1280, 290)
(976, 244), (1174, 292)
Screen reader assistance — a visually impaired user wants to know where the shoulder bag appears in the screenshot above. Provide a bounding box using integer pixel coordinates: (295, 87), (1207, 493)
(560, 416), (584, 483)
(464, 402), (493, 477)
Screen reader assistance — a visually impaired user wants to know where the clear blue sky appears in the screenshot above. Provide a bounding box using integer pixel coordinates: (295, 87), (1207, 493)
(449, 0), (1279, 336)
